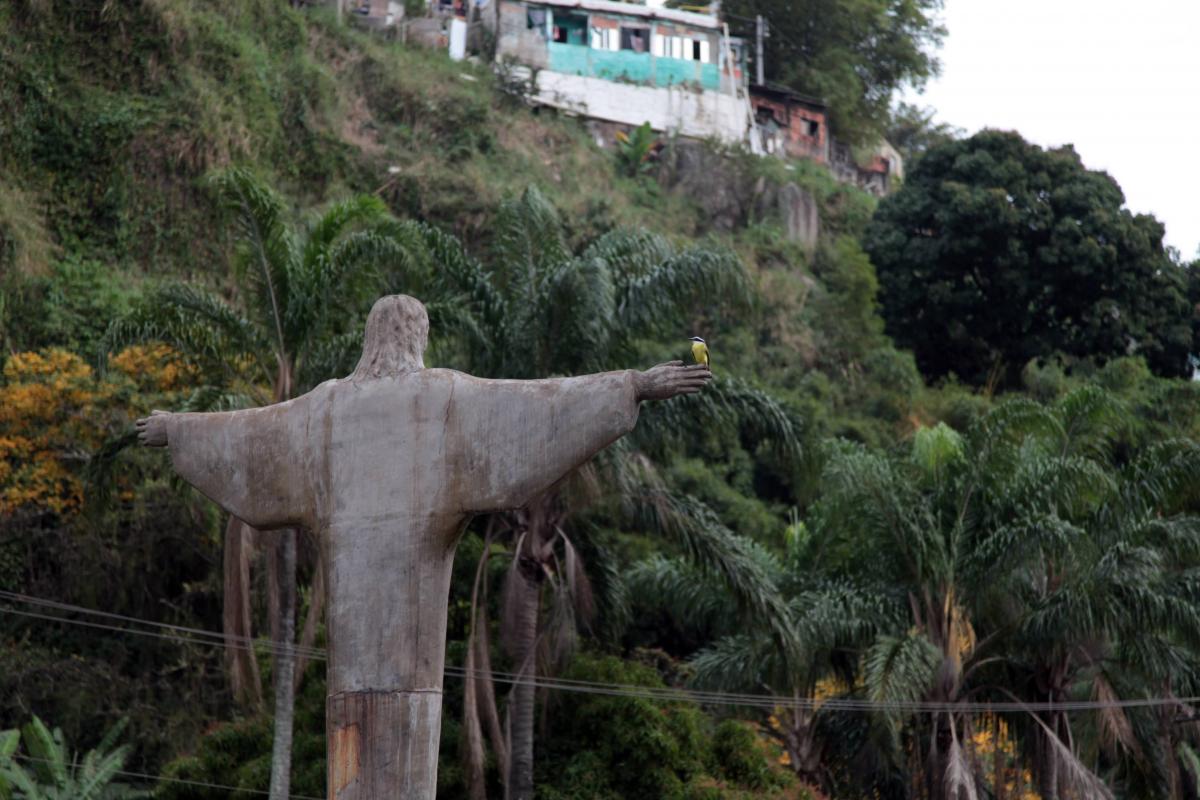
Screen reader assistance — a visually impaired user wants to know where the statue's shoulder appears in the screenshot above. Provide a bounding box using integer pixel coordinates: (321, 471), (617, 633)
(318, 368), (476, 397)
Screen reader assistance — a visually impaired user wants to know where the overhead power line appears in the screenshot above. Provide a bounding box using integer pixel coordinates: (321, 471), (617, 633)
(10, 754), (323, 800)
(3, 593), (1199, 715)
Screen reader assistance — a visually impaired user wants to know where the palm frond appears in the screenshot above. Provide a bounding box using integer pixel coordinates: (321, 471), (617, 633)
(301, 194), (390, 274)
(628, 489), (799, 664)
(989, 453), (1113, 525)
(288, 228), (396, 342)
(491, 186), (570, 286)
(101, 284), (272, 389)
(83, 428), (140, 512)
(178, 386), (260, 413)
(1056, 384), (1126, 458)
(967, 513), (1084, 588)
(791, 579), (899, 656)
(864, 633), (939, 709)
(942, 736), (979, 800)
(626, 555), (741, 641)
(815, 444), (945, 583)
(415, 222), (506, 330)
(206, 166), (300, 359)
(1093, 672), (1138, 758)
(538, 256), (616, 375)
(616, 246), (748, 338)
(965, 397), (1064, 479)
(638, 376), (805, 471)
(1029, 713), (1114, 800)
(581, 228), (674, 282)
(296, 328), (364, 388)
(1118, 439), (1200, 519)
(689, 631), (780, 693)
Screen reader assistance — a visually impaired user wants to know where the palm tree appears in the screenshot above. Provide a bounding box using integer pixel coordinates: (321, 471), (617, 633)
(634, 548), (892, 791)
(102, 167), (404, 800)
(809, 388), (1200, 799)
(432, 186), (807, 800)
(0, 716), (147, 800)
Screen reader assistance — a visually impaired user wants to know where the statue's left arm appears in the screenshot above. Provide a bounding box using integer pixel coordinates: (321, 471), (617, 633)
(136, 403), (311, 530)
(457, 361), (710, 513)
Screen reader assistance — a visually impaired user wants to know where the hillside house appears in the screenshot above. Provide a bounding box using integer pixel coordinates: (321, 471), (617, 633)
(830, 139), (904, 196)
(750, 84), (829, 163)
(495, 0), (755, 143)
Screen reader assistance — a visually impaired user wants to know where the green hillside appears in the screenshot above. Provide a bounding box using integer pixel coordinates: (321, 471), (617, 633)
(5, 2), (1200, 799)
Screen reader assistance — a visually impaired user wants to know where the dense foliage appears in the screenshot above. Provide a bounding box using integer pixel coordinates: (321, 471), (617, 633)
(4, 2), (1200, 799)
(865, 130), (1197, 386)
(721, 0), (945, 140)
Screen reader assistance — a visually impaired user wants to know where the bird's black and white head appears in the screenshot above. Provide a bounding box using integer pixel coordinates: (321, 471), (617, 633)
(688, 336), (706, 344)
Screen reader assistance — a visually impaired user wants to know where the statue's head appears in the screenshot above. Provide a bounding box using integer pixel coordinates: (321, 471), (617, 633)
(351, 295), (429, 380)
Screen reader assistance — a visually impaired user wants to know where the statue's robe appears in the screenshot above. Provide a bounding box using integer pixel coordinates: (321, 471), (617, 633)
(161, 367), (640, 799)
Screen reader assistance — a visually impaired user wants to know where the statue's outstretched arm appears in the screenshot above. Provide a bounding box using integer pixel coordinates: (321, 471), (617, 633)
(134, 405), (310, 531)
(458, 363), (711, 514)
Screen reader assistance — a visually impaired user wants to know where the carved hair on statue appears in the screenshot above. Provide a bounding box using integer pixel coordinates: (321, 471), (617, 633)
(351, 295), (429, 380)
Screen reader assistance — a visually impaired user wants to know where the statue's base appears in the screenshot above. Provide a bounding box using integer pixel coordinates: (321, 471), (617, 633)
(327, 688), (444, 799)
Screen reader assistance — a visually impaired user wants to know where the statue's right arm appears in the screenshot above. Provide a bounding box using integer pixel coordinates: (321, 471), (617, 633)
(133, 405), (309, 531)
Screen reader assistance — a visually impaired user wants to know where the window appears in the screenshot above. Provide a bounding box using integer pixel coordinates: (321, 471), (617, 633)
(620, 26), (649, 52)
(698, 39), (710, 63)
(590, 26), (619, 51)
(651, 33), (665, 56)
(553, 11), (587, 44)
(803, 119), (820, 137)
(691, 39), (701, 60)
(526, 6), (546, 31)
(670, 36), (683, 59)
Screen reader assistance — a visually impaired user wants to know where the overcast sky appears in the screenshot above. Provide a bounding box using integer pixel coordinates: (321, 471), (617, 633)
(906, 0), (1200, 259)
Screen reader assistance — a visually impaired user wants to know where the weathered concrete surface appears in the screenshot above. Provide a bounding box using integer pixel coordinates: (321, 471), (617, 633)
(138, 295), (710, 800)
(532, 71), (749, 143)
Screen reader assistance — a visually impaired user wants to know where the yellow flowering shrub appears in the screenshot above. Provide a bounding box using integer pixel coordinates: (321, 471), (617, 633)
(110, 343), (198, 392)
(0, 346), (193, 517)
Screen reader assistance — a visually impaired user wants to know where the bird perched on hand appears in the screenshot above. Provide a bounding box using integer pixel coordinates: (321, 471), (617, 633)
(688, 336), (709, 369)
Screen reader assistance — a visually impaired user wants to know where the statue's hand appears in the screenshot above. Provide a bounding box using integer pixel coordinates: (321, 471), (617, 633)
(135, 410), (171, 448)
(634, 361), (712, 402)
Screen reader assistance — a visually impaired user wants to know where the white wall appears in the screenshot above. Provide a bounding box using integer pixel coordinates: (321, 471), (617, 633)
(533, 71), (749, 143)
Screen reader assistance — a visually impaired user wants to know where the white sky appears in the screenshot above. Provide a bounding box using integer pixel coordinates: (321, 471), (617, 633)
(905, 0), (1200, 259)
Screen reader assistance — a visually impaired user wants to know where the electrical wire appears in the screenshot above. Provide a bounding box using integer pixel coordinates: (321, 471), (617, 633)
(9, 754), (323, 800)
(0, 590), (324, 658)
(5, 594), (1200, 715)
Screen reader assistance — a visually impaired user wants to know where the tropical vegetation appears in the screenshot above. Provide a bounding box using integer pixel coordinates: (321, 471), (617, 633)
(4, 1), (1200, 799)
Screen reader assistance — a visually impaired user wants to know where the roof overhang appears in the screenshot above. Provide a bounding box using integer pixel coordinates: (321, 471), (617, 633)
(523, 0), (721, 30)
(750, 83), (827, 111)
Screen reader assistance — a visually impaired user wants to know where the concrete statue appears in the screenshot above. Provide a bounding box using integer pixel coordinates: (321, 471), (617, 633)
(136, 294), (712, 800)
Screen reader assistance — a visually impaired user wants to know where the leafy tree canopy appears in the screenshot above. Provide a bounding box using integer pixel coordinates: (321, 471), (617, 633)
(884, 101), (962, 167)
(864, 129), (1196, 385)
(723, 0), (946, 140)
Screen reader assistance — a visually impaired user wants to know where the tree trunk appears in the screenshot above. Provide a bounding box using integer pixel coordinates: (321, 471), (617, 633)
(992, 717), (1006, 800)
(781, 705), (821, 787)
(464, 535), (494, 800)
(294, 530), (325, 692)
(506, 541), (543, 800)
(223, 516), (263, 708)
(268, 528), (297, 800)
(1037, 720), (1059, 800)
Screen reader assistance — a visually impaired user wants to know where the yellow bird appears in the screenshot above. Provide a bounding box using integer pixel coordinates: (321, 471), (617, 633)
(688, 336), (709, 368)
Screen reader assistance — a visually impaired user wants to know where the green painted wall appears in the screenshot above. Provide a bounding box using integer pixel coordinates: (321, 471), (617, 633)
(547, 42), (721, 90)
